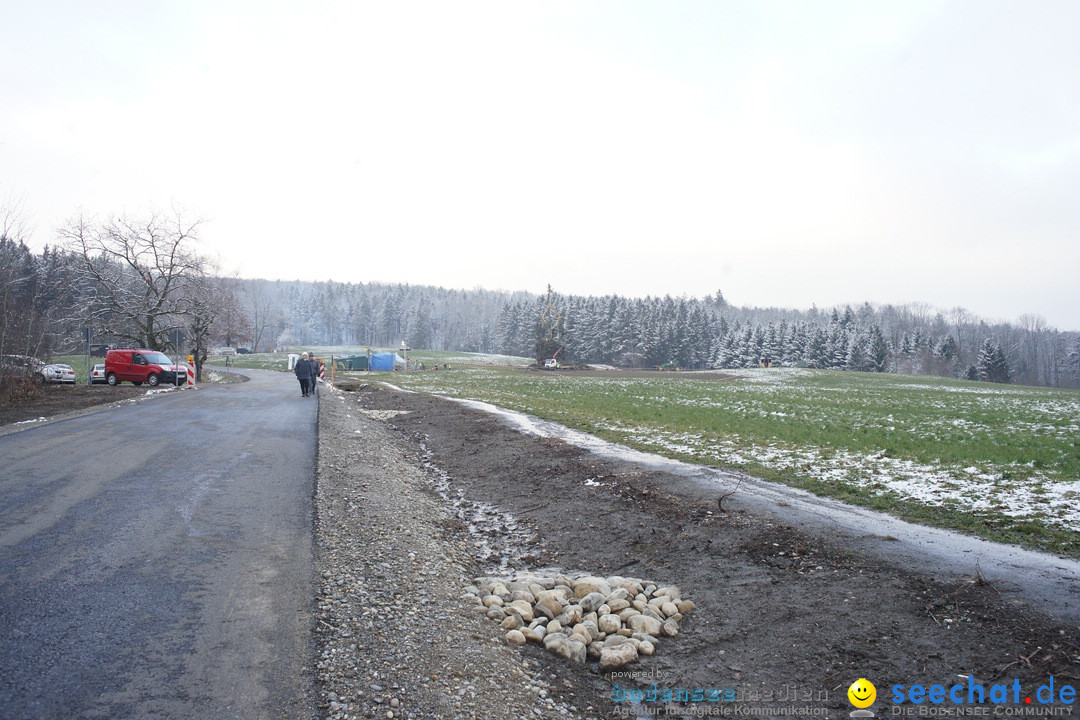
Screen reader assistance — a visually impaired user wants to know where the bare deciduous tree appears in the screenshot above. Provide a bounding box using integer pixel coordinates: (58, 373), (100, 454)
(948, 306), (971, 357)
(60, 210), (205, 351)
(1017, 313), (1048, 385)
(246, 282), (276, 353)
(211, 279), (251, 349)
(183, 272), (220, 381)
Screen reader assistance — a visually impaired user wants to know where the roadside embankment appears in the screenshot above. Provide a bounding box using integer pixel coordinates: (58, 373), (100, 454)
(314, 387), (598, 719)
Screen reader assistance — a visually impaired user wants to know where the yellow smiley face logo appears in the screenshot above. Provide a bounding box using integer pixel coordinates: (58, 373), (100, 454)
(848, 678), (876, 709)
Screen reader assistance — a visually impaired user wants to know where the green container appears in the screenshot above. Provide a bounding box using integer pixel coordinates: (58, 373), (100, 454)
(339, 355), (369, 371)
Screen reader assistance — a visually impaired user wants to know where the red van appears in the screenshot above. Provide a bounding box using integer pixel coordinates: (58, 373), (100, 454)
(104, 349), (189, 387)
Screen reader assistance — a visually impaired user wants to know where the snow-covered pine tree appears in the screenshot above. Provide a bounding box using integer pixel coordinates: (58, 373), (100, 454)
(761, 323), (781, 366)
(714, 323), (739, 368)
(991, 344), (1012, 383)
(937, 335), (958, 362)
(868, 325), (889, 372)
(738, 326), (757, 368)
(805, 326), (828, 368)
(845, 331), (870, 372)
(497, 303), (519, 355)
(783, 321), (805, 367)
(827, 323), (849, 369)
(975, 339), (1011, 383)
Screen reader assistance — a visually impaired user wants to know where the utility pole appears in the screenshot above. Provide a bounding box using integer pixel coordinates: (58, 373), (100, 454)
(174, 328), (182, 387)
(84, 327), (91, 385)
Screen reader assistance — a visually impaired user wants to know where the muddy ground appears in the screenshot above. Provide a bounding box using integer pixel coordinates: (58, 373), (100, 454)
(0, 382), (147, 430)
(350, 383), (1079, 718)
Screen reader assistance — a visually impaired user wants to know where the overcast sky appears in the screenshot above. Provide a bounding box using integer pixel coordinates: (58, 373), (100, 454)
(3, 1), (1078, 329)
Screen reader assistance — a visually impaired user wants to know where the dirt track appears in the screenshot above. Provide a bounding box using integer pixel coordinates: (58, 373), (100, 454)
(346, 383), (1079, 718)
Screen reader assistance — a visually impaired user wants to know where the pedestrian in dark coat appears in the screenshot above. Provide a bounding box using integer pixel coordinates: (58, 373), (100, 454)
(294, 352), (311, 396)
(308, 354), (320, 397)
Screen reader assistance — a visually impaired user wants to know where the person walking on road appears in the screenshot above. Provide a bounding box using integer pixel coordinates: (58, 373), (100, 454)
(294, 352), (312, 397)
(307, 354), (320, 397)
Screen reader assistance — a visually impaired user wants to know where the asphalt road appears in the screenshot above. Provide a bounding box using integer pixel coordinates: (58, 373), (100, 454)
(0, 370), (318, 719)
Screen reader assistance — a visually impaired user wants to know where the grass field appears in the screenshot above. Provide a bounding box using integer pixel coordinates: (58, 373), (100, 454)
(359, 364), (1080, 557)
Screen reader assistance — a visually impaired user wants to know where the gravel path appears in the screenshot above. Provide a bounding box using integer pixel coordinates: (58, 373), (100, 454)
(314, 388), (597, 720)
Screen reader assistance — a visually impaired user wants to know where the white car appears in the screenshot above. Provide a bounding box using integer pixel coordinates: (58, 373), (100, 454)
(41, 364), (77, 384)
(89, 363), (107, 384)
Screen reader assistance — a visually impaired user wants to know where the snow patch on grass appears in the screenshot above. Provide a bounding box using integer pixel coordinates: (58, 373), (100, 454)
(720, 368), (815, 384)
(421, 353), (529, 366)
(616, 426), (1080, 531)
(901, 383), (1033, 396)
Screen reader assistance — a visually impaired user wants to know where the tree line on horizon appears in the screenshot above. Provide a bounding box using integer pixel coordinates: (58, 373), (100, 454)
(2, 211), (1078, 389)
(503, 286), (1077, 388)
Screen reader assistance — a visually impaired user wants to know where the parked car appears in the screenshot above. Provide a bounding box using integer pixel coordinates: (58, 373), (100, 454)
(41, 364), (77, 384)
(104, 349), (189, 387)
(89, 363), (107, 384)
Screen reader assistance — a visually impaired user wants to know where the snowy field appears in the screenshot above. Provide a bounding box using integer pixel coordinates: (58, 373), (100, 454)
(377, 366), (1080, 555)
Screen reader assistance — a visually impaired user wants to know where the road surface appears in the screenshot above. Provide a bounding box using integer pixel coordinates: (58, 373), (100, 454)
(0, 370), (318, 719)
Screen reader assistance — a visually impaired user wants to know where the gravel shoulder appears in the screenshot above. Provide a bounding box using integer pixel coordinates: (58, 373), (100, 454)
(315, 387), (598, 719)
(315, 383), (1080, 719)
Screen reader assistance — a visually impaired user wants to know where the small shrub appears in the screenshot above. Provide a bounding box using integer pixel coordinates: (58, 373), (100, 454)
(0, 374), (43, 405)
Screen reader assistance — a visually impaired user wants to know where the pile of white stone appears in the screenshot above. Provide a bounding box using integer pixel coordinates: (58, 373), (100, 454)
(465, 572), (694, 671)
